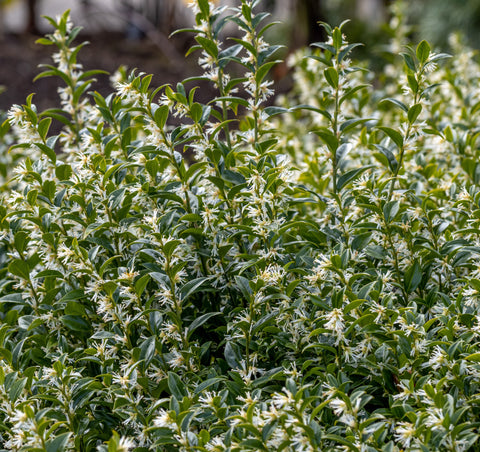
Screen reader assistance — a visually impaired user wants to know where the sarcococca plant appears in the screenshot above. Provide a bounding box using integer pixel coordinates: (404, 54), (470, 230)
(1, 0), (480, 451)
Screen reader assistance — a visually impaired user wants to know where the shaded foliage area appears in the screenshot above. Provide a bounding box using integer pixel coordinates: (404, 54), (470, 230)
(2, 1), (480, 451)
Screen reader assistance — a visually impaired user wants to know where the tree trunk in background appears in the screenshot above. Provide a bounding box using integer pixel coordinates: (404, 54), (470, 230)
(25, 0), (39, 34)
(291, 0), (326, 47)
(304, 0), (327, 44)
(273, 1), (327, 83)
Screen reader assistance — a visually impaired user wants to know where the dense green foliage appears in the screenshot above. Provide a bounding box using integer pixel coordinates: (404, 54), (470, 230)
(2, 0), (480, 450)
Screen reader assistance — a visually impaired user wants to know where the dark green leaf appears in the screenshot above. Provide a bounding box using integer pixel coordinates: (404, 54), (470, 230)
(187, 312), (222, 340)
(14, 231), (30, 255)
(140, 336), (156, 369)
(180, 277), (210, 301)
(9, 378), (27, 403)
(194, 377), (225, 395)
(8, 259), (30, 280)
(383, 200), (400, 222)
(416, 40), (430, 64)
(337, 166), (372, 191)
(465, 353), (480, 362)
(313, 127), (338, 152)
(190, 102), (203, 123)
(35, 142), (56, 163)
(377, 126), (403, 149)
(224, 341), (240, 368)
(404, 260), (422, 293)
(196, 36), (218, 58)
(324, 67), (338, 89)
(340, 118), (374, 133)
(168, 372), (188, 399)
(46, 433), (71, 452)
(401, 52), (416, 72)
(235, 275), (252, 301)
(264, 106), (289, 117)
(408, 103), (422, 123)
(59, 290), (86, 303)
(61, 315), (91, 332)
(373, 144), (398, 172)
(55, 164), (72, 181)
(153, 104), (169, 129)
(38, 117), (52, 140)
(381, 98), (408, 113)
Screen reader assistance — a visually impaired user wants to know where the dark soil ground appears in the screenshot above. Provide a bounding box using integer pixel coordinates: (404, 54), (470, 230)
(0, 29), (294, 142)
(0, 31), (208, 114)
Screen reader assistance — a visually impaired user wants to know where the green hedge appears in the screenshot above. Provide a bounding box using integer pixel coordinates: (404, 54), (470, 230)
(1, 1), (480, 450)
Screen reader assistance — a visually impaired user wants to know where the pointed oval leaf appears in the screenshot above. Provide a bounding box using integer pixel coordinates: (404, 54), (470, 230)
(8, 259), (31, 280)
(381, 98), (408, 113)
(377, 126), (403, 149)
(187, 312), (222, 340)
(324, 67), (339, 89)
(408, 103), (422, 124)
(416, 40), (431, 64)
(168, 372), (188, 399)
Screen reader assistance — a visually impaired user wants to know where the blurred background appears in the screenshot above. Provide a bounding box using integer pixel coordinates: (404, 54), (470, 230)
(1, 0), (480, 112)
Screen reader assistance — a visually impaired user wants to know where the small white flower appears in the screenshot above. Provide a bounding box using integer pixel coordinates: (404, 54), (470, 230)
(428, 345), (448, 371)
(271, 388), (294, 409)
(324, 308), (344, 334)
(117, 436), (135, 452)
(394, 421), (416, 448)
(153, 409), (176, 429)
(329, 397), (348, 417)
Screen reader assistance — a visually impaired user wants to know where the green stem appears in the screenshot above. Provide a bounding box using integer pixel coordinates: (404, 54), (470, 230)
(384, 225), (408, 303)
(218, 69), (232, 149)
(332, 85), (340, 195)
(387, 86), (420, 202)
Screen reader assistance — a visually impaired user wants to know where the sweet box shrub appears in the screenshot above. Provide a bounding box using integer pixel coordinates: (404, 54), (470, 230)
(2, 0), (480, 450)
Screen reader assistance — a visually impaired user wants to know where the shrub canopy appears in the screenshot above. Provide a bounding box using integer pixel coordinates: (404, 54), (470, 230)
(1, 1), (480, 451)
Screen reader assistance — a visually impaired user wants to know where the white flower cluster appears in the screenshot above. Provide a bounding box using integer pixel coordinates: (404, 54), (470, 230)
(3, 1), (480, 451)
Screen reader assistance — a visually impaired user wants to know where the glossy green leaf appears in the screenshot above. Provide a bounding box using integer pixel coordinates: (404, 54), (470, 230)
(416, 40), (431, 64)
